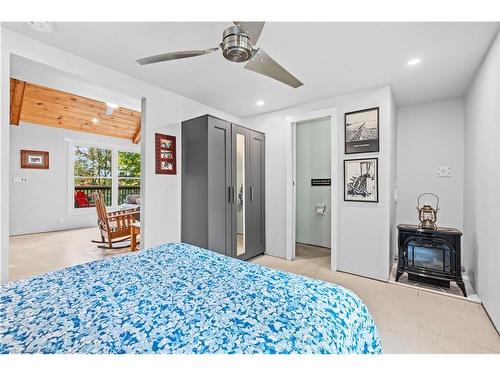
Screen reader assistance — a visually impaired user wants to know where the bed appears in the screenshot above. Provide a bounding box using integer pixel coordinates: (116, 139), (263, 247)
(0, 243), (382, 354)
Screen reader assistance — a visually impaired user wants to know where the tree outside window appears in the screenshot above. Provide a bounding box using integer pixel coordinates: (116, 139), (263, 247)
(73, 146), (140, 208)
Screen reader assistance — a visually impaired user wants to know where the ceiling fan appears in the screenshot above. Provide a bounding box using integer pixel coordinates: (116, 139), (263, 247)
(136, 22), (303, 88)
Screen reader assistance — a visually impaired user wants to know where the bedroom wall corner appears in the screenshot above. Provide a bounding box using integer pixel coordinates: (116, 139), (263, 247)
(464, 29), (500, 332)
(388, 88), (398, 273)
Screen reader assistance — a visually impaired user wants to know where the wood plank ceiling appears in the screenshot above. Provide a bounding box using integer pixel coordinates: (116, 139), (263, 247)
(9, 78), (141, 144)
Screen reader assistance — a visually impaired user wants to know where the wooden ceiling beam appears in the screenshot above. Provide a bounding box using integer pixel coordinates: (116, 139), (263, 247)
(26, 84), (141, 119)
(25, 89), (140, 125)
(10, 79), (26, 125)
(19, 114), (133, 140)
(132, 123), (141, 144)
(20, 111), (136, 137)
(10, 78), (141, 142)
(20, 102), (138, 132)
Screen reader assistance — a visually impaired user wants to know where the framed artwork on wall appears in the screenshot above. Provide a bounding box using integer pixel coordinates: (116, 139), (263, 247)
(345, 107), (379, 154)
(155, 133), (176, 175)
(344, 158), (378, 203)
(20, 150), (49, 169)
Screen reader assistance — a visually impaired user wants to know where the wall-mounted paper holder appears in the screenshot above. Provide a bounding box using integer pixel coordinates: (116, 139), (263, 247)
(315, 204), (326, 215)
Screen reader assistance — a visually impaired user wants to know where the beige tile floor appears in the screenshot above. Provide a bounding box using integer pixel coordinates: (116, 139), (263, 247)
(9, 227), (129, 282)
(8, 230), (500, 353)
(251, 243), (500, 354)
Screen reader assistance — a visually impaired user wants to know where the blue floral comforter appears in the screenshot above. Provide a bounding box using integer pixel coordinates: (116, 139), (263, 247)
(0, 243), (382, 354)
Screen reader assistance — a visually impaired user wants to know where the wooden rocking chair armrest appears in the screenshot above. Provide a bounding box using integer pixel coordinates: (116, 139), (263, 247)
(107, 210), (141, 217)
(106, 211), (140, 220)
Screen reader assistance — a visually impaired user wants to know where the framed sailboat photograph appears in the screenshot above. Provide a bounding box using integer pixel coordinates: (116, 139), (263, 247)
(344, 158), (378, 203)
(344, 107), (379, 154)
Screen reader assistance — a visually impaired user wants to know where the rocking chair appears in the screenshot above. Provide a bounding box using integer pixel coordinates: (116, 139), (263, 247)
(92, 193), (140, 249)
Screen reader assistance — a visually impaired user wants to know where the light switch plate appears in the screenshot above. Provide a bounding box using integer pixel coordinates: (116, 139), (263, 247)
(13, 177), (28, 183)
(436, 166), (451, 177)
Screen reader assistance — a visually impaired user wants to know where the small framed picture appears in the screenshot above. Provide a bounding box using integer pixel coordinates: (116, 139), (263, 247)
(20, 150), (49, 169)
(160, 139), (173, 150)
(344, 158), (378, 203)
(345, 107), (379, 154)
(160, 151), (173, 159)
(161, 161), (173, 171)
(155, 133), (176, 174)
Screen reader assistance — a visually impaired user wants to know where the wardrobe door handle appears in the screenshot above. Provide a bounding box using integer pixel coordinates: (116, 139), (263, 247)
(228, 186), (232, 203)
(250, 186), (254, 202)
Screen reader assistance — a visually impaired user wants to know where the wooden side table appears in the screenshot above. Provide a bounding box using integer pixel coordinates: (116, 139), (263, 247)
(131, 222), (141, 251)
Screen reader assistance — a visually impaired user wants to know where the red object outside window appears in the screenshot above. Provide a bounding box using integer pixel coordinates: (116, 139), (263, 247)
(75, 191), (91, 208)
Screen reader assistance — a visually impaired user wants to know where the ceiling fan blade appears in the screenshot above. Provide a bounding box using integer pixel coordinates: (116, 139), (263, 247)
(136, 48), (219, 65)
(244, 48), (303, 88)
(233, 22), (265, 44)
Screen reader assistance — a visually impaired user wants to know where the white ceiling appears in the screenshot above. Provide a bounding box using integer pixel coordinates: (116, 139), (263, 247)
(3, 22), (498, 117)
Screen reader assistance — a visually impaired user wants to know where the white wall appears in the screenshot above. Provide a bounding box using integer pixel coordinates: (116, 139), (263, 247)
(1, 28), (241, 282)
(397, 98), (464, 232)
(464, 30), (500, 332)
(244, 86), (395, 281)
(9, 123), (138, 235)
(296, 117), (331, 248)
(389, 90), (398, 268)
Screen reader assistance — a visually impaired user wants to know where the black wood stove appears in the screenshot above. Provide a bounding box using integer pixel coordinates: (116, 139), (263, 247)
(396, 224), (466, 297)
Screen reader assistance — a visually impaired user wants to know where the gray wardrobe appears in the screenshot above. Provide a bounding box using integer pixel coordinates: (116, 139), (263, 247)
(181, 115), (265, 260)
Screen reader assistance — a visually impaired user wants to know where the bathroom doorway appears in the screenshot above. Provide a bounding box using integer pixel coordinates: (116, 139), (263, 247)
(294, 116), (331, 269)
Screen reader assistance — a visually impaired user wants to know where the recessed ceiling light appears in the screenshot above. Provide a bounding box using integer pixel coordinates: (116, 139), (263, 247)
(256, 100), (265, 107)
(27, 22), (54, 34)
(407, 58), (421, 67)
(92, 118), (99, 124)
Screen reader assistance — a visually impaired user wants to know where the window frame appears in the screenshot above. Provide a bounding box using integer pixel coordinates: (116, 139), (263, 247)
(67, 139), (140, 215)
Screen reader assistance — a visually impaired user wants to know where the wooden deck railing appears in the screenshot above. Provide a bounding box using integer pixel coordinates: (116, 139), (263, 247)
(74, 186), (140, 207)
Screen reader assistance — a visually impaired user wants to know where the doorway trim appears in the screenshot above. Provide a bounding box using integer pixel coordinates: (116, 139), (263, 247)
(285, 107), (339, 271)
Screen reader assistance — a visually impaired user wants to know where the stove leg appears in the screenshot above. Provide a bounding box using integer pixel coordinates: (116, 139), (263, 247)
(456, 279), (467, 297)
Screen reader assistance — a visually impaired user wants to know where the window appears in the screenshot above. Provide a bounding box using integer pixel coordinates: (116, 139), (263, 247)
(70, 141), (140, 212)
(118, 151), (141, 205)
(73, 146), (112, 207)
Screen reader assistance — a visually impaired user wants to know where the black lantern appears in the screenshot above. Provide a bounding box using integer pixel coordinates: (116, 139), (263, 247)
(416, 193), (439, 230)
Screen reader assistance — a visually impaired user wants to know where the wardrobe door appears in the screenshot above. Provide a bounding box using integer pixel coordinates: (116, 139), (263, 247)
(246, 130), (265, 258)
(207, 117), (232, 256)
(231, 124), (250, 259)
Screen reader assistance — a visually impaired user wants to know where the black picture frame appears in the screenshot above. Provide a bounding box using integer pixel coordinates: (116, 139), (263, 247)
(344, 107), (379, 154)
(344, 157), (379, 203)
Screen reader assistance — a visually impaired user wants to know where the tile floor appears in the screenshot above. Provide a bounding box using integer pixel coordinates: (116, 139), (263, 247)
(9, 227), (129, 282)
(8, 230), (500, 353)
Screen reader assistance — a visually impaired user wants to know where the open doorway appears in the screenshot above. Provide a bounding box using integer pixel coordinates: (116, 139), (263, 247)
(294, 116), (332, 270)
(8, 56), (143, 282)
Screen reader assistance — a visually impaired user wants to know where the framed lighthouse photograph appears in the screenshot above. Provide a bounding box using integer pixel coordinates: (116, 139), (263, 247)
(344, 158), (378, 203)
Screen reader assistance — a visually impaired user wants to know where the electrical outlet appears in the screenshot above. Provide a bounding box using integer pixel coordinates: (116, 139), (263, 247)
(59, 217), (64, 224)
(436, 166), (451, 177)
(13, 177), (28, 183)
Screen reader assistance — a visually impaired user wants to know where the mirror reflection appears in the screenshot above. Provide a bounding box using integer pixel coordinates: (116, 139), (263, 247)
(236, 133), (245, 255)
